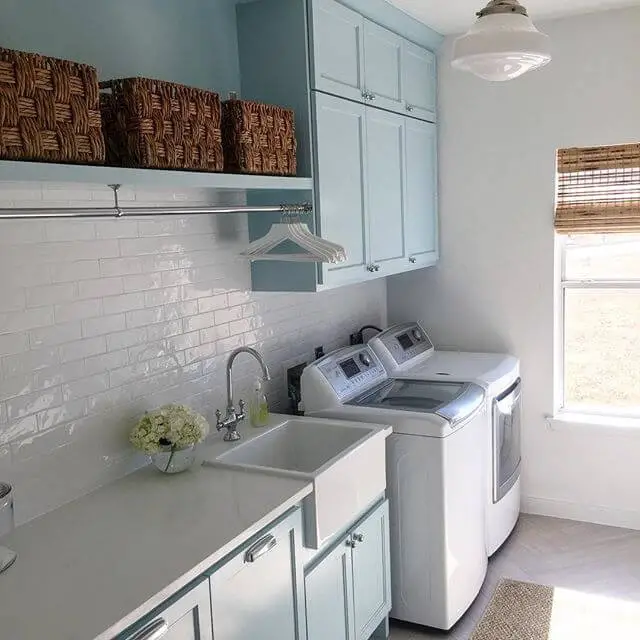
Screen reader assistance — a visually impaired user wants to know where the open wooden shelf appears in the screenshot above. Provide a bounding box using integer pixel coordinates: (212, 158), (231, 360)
(0, 160), (314, 192)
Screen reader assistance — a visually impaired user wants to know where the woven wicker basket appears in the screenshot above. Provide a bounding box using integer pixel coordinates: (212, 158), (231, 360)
(100, 77), (223, 172)
(222, 99), (296, 176)
(0, 48), (105, 164)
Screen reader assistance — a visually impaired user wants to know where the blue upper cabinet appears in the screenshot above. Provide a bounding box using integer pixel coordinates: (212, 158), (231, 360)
(310, 0), (366, 103)
(363, 21), (404, 114)
(365, 107), (406, 277)
(310, 0), (437, 123)
(402, 41), (437, 122)
(314, 93), (370, 289)
(237, 0), (441, 292)
(404, 118), (438, 268)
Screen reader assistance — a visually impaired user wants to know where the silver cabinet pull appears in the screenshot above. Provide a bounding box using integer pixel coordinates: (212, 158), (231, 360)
(406, 104), (414, 112)
(129, 619), (169, 640)
(245, 534), (277, 563)
(362, 91), (369, 99)
(346, 538), (356, 548)
(369, 93), (376, 101)
(373, 265), (381, 272)
(409, 257), (417, 264)
(366, 265), (376, 272)
(353, 533), (365, 543)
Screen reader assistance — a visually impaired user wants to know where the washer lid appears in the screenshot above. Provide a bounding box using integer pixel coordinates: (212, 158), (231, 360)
(347, 379), (485, 425)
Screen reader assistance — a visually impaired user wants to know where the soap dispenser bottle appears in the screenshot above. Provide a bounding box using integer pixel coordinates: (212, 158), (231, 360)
(249, 377), (269, 428)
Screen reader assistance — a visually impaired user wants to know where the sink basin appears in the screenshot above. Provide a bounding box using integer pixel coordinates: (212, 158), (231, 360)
(216, 420), (372, 475)
(207, 417), (391, 548)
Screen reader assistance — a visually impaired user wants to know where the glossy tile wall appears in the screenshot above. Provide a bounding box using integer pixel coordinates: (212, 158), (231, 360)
(0, 183), (387, 524)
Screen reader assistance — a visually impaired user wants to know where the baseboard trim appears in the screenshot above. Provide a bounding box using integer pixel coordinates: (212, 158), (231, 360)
(522, 496), (640, 531)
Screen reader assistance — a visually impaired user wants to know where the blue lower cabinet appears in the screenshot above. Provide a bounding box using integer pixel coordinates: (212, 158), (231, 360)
(209, 509), (307, 640)
(351, 501), (392, 640)
(305, 501), (391, 640)
(305, 539), (355, 640)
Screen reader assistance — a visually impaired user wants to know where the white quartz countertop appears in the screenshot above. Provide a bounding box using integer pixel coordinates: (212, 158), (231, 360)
(0, 417), (312, 640)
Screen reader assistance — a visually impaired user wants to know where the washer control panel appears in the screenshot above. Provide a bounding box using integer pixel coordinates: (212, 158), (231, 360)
(370, 322), (434, 368)
(317, 345), (387, 401)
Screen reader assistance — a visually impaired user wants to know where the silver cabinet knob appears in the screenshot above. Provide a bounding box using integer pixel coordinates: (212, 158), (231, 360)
(346, 538), (357, 548)
(362, 91), (369, 99)
(409, 257), (417, 264)
(369, 93), (376, 101)
(353, 533), (365, 543)
(366, 265), (376, 272)
(406, 104), (414, 112)
(373, 265), (381, 272)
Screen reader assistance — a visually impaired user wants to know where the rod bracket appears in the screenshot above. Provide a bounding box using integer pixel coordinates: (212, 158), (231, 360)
(108, 184), (124, 217)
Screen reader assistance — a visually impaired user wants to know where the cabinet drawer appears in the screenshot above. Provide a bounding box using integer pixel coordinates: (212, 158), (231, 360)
(119, 579), (212, 640)
(209, 508), (306, 640)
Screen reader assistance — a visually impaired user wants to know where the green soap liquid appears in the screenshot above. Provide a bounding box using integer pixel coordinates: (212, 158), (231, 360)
(250, 401), (269, 428)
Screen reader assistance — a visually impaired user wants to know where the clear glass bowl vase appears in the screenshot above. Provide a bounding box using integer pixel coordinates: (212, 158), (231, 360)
(151, 444), (197, 474)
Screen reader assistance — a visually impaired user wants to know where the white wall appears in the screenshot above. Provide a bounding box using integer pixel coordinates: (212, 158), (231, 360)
(388, 7), (640, 530)
(0, 184), (386, 525)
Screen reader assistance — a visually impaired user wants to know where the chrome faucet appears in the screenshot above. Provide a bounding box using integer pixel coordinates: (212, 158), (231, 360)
(216, 347), (271, 441)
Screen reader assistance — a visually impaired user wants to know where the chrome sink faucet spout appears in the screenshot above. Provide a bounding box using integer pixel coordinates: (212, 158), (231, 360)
(216, 347), (271, 442)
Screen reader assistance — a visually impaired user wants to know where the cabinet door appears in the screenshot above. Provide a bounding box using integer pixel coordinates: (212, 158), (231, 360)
(404, 118), (438, 268)
(363, 20), (403, 114)
(122, 580), (212, 640)
(310, 0), (365, 103)
(313, 92), (370, 288)
(210, 510), (305, 640)
(402, 41), (437, 122)
(305, 539), (355, 640)
(351, 501), (392, 640)
(365, 107), (406, 277)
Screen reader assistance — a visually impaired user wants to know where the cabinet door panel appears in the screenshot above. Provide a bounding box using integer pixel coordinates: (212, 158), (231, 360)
(363, 20), (403, 114)
(404, 118), (438, 268)
(366, 108), (406, 276)
(351, 501), (391, 640)
(311, 0), (365, 102)
(210, 510), (305, 640)
(402, 41), (436, 122)
(313, 92), (369, 288)
(305, 540), (355, 640)
(122, 580), (212, 640)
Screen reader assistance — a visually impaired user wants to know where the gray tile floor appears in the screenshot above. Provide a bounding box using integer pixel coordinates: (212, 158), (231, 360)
(389, 514), (640, 639)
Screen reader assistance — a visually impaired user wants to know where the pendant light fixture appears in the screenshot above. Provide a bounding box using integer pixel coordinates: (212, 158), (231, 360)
(452, 0), (551, 81)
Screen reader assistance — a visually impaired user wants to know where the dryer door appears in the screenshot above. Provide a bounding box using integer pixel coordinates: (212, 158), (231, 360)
(493, 379), (522, 503)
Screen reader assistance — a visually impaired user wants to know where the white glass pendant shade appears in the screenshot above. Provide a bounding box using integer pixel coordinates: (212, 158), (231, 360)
(452, 1), (552, 81)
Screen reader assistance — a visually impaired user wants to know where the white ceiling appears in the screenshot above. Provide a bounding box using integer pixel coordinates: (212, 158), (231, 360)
(385, 0), (640, 34)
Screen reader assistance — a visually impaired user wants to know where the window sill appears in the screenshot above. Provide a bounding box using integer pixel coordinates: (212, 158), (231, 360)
(546, 412), (640, 436)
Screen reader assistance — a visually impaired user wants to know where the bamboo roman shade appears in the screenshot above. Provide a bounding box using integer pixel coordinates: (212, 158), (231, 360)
(555, 144), (640, 234)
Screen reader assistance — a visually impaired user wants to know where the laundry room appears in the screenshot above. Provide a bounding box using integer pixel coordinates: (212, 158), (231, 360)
(0, 1), (639, 639)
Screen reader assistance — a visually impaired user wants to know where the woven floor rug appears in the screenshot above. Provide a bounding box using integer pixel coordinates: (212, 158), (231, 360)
(471, 579), (640, 639)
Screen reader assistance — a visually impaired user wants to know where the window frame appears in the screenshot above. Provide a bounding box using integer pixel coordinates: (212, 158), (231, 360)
(555, 234), (640, 419)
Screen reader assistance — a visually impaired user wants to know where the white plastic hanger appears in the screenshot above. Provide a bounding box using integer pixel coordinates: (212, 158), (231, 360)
(241, 208), (347, 263)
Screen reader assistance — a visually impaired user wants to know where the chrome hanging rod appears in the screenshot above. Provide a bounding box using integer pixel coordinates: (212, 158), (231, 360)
(0, 184), (313, 220)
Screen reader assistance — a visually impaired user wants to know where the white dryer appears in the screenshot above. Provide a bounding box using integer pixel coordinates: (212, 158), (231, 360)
(302, 345), (488, 630)
(369, 322), (521, 556)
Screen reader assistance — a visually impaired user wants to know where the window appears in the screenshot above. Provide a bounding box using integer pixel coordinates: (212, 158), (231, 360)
(556, 144), (640, 415)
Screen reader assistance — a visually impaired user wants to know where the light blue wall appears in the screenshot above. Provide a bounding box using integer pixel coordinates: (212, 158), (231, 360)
(0, 0), (241, 95)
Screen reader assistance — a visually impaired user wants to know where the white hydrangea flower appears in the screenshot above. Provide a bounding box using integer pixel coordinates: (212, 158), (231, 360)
(130, 404), (210, 454)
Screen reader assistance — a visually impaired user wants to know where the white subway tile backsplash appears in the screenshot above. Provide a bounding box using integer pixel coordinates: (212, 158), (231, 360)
(30, 322), (83, 348)
(54, 298), (102, 323)
(102, 292), (145, 315)
(0, 184), (386, 527)
(26, 283), (76, 307)
(50, 260), (101, 283)
(59, 336), (107, 363)
(78, 276), (124, 299)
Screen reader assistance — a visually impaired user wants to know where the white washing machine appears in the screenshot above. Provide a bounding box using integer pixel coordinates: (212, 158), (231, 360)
(301, 345), (488, 630)
(369, 322), (522, 556)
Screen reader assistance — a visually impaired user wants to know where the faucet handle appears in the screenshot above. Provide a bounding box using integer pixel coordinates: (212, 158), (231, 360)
(237, 399), (246, 421)
(215, 409), (225, 431)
